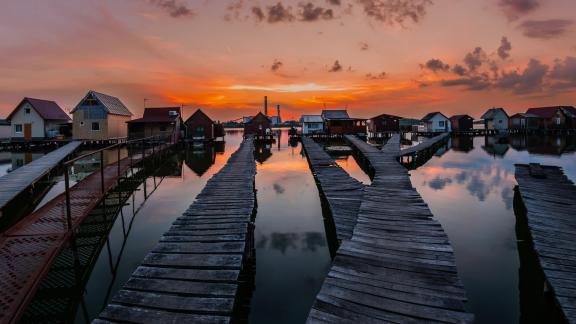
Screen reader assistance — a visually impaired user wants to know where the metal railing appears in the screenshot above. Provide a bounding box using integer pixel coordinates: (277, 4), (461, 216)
(62, 132), (177, 231)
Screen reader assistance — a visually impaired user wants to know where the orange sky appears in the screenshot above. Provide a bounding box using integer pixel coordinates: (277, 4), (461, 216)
(1, 0), (575, 121)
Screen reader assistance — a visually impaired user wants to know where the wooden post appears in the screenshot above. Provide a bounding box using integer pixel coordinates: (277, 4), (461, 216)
(100, 150), (105, 194)
(64, 166), (72, 231)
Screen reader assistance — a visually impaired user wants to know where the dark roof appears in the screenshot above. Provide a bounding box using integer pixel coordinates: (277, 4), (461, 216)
(128, 107), (181, 124)
(251, 112), (272, 122)
(510, 112), (539, 119)
(72, 90), (133, 116)
(371, 113), (402, 120)
(7, 97), (71, 121)
(449, 114), (473, 121)
(563, 106), (576, 118)
(481, 107), (508, 119)
(526, 106), (576, 119)
(185, 109), (213, 124)
(321, 110), (350, 119)
(422, 112), (448, 121)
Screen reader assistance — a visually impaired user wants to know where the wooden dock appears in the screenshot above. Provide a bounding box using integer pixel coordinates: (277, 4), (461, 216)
(301, 137), (364, 241)
(0, 141), (172, 324)
(96, 138), (256, 323)
(515, 163), (576, 323)
(398, 132), (451, 157)
(307, 135), (473, 323)
(0, 141), (82, 217)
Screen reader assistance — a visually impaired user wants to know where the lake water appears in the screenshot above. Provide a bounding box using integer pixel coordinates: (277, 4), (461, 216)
(8, 131), (576, 323)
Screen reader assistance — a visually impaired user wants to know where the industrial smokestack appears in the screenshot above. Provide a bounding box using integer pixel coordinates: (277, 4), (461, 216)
(264, 96), (268, 116)
(276, 105), (280, 118)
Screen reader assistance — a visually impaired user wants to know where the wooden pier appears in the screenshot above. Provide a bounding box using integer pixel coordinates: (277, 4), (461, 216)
(306, 135), (473, 323)
(301, 137), (364, 241)
(0, 141), (82, 217)
(398, 133), (451, 167)
(515, 163), (576, 323)
(96, 138), (256, 323)
(0, 139), (173, 324)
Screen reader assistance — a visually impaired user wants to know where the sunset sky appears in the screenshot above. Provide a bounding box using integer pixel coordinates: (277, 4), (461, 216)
(1, 0), (575, 121)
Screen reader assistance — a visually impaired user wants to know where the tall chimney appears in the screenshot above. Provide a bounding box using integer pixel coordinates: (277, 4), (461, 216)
(264, 96), (268, 116)
(276, 105), (280, 118)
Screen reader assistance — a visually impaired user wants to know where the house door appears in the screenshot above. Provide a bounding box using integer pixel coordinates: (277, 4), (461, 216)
(24, 123), (32, 140)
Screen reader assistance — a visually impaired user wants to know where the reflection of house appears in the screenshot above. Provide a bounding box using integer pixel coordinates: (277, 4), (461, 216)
(321, 110), (366, 135)
(7, 98), (71, 141)
(300, 115), (324, 135)
(10, 152), (45, 171)
(0, 119), (10, 140)
(422, 112), (450, 132)
(481, 108), (509, 131)
(185, 146), (216, 176)
(451, 136), (474, 152)
(184, 109), (218, 141)
(244, 112), (272, 135)
(71, 90), (133, 140)
(127, 107), (181, 140)
(399, 118), (421, 132)
(449, 115), (474, 131)
(509, 113), (540, 131)
(255, 144), (272, 164)
(368, 113), (401, 133)
(482, 136), (509, 157)
(525, 106), (576, 130)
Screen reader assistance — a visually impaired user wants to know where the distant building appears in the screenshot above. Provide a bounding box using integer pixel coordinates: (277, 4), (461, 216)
(321, 110), (366, 135)
(449, 115), (474, 132)
(300, 115), (324, 135)
(421, 112), (450, 132)
(481, 108), (509, 131)
(269, 116), (281, 125)
(368, 113), (401, 133)
(7, 97), (71, 141)
(184, 109), (219, 141)
(509, 113), (540, 131)
(399, 118), (421, 132)
(71, 90), (133, 140)
(244, 112), (272, 135)
(0, 119), (11, 140)
(525, 106), (576, 130)
(127, 107), (181, 140)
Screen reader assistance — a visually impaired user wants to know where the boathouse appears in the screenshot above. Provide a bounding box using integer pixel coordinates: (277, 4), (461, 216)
(525, 106), (576, 130)
(184, 108), (221, 141)
(421, 112), (451, 132)
(244, 112), (271, 135)
(300, 115), (324, 135)
(449, 114), (474, 132)
(71, 90), (133, 141)
(0, 119), (11, 140)
(368, 113), (401, 133)
(321, 110), (366, 135)
(481, 107), (509, 131)
(509, 113), (540, 131)
(7, 97), (71, 141)
(399, 118), (421, 132)
(127, 107), (181, 140)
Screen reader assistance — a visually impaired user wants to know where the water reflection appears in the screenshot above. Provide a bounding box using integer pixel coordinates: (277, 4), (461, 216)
(255, 232), (326, 255)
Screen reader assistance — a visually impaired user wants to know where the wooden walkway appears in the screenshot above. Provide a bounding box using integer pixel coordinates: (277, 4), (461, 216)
(0, 141), (82, 216)
(96, 138), (256, 323)
(515, 163), (576, 323)
(399, 133), (450, 157)
(307, 135), (473, 323)
(0, 142), (171, 324)
(301, 137), (364, 241)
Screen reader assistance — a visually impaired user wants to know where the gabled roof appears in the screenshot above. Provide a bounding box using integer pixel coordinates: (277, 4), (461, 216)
(481, 107), (508, 119)
(128, 107), (181, 124)
(449, 114), (473, 121)
(300, 115), (323, 123)
(71, 90), (133, 116)
(371, 113), (402, 120)
(185, 109), (213, 124)
(7, 97), (71, 121)
(510, 112), (539, 119)
(422, 112), (448, 121)
(250, 112), (271, 122)
(526, 106), (576, 119)
(321, 110), (350, 119)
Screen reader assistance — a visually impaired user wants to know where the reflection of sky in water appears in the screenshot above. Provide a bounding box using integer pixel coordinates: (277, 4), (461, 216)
(410, 136), (575, 324)
(249, 130), (331, 324)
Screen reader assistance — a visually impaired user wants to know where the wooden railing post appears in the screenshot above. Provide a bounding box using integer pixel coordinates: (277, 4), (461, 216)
(117, 144), (121, 183)
(64, 165), (72, 231)
(100, 150), (105, 194)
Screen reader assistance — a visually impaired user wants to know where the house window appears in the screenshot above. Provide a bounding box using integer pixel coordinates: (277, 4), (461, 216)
(499, 119), (503, 124)
(439, 121), (445, 127)
(556, 117), (561, 125)
(196, 126), (204, 132)
(80, 121), (85, 126)
(25, 108), (31, 114)
(14, 124), (23, 133)
(91, 122), (100, 131)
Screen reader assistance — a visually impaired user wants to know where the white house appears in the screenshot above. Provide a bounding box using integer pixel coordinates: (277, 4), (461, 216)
(300, 115), (324, 135)
(7, 98), (71, 141)
(481, 107), (509, 131)
(421, 112), (451, 132)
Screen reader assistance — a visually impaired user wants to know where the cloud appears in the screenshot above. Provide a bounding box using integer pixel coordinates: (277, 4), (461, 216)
(498, 0), (540, 21)
(451, 64), (468, 76)
(519, 19), (574, 40)
(464, 47), (487, 72)
(327, 0), (342, 5)
(271, 59), (283, 72)
(550, 56), (576, 89)
(329, 60), (343, 72)
(300, 3), (334, 21)
(356, 0), (434, 25)
(498, 37), (512, 60)
(267, 2), (295, 23)
(252, 6), (265, 21)
(273, 183), (285, 194)
(429, 177), (452, 190)
(366, 72), (387, 79)
(441, 75), (491, 91)
(149, 0), (194, 18)
(495, 59), (549, 94)
(360, 42), (369, 51)
(227, 83), (349, 92)
(421, 58), (450, 73)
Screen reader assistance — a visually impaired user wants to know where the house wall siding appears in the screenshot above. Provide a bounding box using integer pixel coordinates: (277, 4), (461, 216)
(10, 102), (46, 139)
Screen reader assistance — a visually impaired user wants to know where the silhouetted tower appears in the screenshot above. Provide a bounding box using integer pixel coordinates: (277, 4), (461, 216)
(264, 96), (268, 116)
(276, 105), (280, 119)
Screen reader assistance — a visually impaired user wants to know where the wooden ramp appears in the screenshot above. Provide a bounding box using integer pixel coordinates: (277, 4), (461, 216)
(0, 141), (82, 216)
(96, 138), (256, 323)
(307, 135), (473, 323)
(301, 137), (364, 241)
(515, 164), (576, 323)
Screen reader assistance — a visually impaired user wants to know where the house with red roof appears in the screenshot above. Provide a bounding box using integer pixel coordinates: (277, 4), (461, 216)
(127, 107), (182, 140)
(525, 106), (576, 130)
(6, 97), (71, 141)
